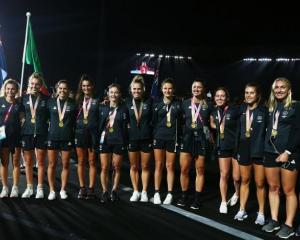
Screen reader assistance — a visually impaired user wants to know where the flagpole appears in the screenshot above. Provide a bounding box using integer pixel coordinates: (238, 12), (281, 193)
(20, 12), (31, 96)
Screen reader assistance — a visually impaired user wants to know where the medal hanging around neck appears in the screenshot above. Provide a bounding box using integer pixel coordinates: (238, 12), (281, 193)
(217, 106), (228, 140)
(271, 110), (280, 137)
(83, 97), (92, 125)
(245, 107), (253, 138)
(108, 107), (117, 133)
(57, 98), (68, 128)
(166, 103), (172, 128)
(191, 99), (202, 129)
(132, 99), (143, 127)
(29, 95), (40, 124)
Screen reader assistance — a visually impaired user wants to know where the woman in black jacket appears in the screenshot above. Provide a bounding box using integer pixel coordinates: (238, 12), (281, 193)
(210, 87), (240, 214)
(98, 83), (128, 203)
(126, 76), (152, 202)
(234, 83), (267, 225)
(262, 77), (300, 239)
(152, 78), (182, 205)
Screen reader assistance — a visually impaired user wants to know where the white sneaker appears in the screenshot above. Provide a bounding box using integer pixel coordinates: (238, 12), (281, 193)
(48, 191), (56, 200)
(140, 191), (149, 202)
(234, 209), (248, 221)
(22, 187), (33, 198)
(255, 212), (265, 225)
(130, 191), (140, 202)
(153, 192), (162, 204)
(219, 202), (228, 214)
(0, 186), (9, 198)
(228, 193), (239, 207)
(60, 190), (68, 200)
(163, 193), (173, 205)
(10, 186), (19, 198)
(35, 187), (44, 199)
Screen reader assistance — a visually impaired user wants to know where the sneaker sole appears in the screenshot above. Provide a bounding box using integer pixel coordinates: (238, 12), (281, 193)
(263, 226), (280, 233)
(255, 221), (265, 225)
(177, 203), (186, 207)
(190, 206), (200, 210)
(277, 232), (294, 239)
(236, 216), (248, 221)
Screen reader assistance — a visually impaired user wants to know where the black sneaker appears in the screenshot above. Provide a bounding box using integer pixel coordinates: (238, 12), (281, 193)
(86, 188), (96, 199)
(100, 191), (110, 203)
(190, 200), (200, 210)
(110, 190), (119, 202)
(276, 224), (294, 239)
(78, 187), (87, 199)
(295, 224), (300, 237)
(177, 194), (188, 207)
(262, 219), (280, 232)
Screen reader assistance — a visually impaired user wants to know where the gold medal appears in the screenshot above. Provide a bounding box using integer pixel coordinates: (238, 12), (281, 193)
(59, 121), (64, 128)
(83, 118), (88, 125)
(166, 121), (172, 128)
(245, 131), (251, 138)
(191, 122), (196, 129)
(109, 127), (114, 133)
(271, 129), (278, 137)
(220, 132), (225, 139)
(31, 118), (36, 124)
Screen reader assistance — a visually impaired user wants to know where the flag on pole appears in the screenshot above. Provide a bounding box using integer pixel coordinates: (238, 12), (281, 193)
(24, 20), (49, 95)
(0, 34), (8, 86)
(150, 59), (161, 99)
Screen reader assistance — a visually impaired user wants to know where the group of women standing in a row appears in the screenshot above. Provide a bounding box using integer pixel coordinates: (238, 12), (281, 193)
(0, 73), (299, 239)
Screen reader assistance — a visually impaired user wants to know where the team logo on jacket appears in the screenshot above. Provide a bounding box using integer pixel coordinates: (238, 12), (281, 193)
(226, 114), (231, 120)
(1, 104), (5, 108)
(257, 115), (263, 122)
(282, 111), (289, 118)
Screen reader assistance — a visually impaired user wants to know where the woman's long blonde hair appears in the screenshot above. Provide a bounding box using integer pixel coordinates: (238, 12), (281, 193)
(267, 77), (292, 112)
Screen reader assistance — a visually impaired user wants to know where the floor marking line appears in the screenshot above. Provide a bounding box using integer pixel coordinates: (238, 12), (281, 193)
(161, 205), (264, 240)
(120, 186), (263, 240)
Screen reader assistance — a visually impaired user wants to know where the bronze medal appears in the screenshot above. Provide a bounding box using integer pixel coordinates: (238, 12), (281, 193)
(245, 131), (251, 138)
(31, 118), (36, 124)
(109, 127), (114, 133)
(59, 121), (64, 128)
(191, 122), (196, 129)
(220, 132), (225, 139)
(83, 118), (88, 125)
(166, 121), (172, 128)
(271, 129), (278, 137)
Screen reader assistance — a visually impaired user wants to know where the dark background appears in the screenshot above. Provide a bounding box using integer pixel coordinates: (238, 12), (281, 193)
(1, 1), (300, 99)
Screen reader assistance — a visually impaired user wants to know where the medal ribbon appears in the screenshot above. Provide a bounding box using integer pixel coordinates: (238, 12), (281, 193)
(3, 104), (14, 124)
(108, 107), (117, 128)
(57, 98), (68, 123)
(132, 99), (143, 126)
(217, 106), (228, 134)
(29, 95), (40, 121)
(166, 103), (172, 124)
(245, 106), (253, 134)
(83, 97), (92, 120)
(272, 110), (280, 133)
(191, 98), (203, 125)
